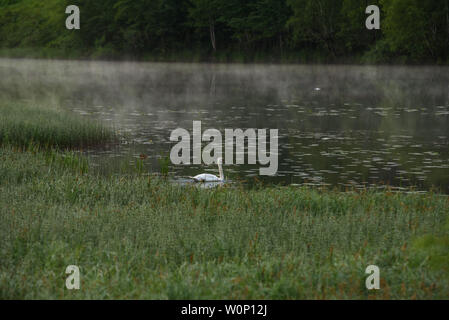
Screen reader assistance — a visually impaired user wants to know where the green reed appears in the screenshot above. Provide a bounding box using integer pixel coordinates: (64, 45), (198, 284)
(1, 146), (448, 299)
(0, 101), (114, 149)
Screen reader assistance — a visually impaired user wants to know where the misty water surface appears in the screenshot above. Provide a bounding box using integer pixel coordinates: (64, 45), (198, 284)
(1, 59), (448, 192)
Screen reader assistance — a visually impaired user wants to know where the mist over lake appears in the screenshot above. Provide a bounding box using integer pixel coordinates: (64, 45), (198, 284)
(1, 59), (448, 192)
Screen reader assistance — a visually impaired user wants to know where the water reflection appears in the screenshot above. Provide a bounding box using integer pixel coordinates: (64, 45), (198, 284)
(174, 178), (228, 189)
(1, 59), (448, 192)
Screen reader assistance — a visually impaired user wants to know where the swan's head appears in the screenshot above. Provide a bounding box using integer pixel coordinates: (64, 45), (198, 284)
(217, 157), (223, 165)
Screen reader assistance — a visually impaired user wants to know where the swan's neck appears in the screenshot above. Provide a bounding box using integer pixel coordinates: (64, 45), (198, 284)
(218, 162), (224, 181)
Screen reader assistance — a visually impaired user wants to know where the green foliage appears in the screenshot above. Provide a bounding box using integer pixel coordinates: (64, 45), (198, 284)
(158, 155), (171, 177)
(380, 0), (449, 62)
(339, 0), (381, 53)
(113, 0), (163, 52)
(1, 0), (448, 62)
(287, 0), (344, 56)
(0, 0), (72, 48)
(188, 0), (222, 29)
(411, 219), (449, 276)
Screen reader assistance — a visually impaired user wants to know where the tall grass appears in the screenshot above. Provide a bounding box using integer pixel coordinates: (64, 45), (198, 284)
(0, 146), (448, 299)
(0, 102), (114, 149)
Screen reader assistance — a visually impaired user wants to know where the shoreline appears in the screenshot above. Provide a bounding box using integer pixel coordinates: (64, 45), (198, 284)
(1, 48), (448, 66)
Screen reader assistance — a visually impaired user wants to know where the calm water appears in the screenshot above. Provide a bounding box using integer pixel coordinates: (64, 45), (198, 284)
(1, 59), (449, 192)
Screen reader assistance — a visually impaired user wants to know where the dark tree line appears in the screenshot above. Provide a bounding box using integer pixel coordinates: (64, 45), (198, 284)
(0, 0), (448, 63)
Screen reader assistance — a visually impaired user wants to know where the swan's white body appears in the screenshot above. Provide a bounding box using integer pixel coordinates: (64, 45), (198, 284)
(191, 158), (224, 182)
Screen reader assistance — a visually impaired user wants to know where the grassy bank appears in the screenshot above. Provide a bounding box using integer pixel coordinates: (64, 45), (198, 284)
(0, 146), (448, 299)
(1, 103), (448, 299)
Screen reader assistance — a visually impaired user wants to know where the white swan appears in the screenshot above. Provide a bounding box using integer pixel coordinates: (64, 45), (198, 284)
(190, 157), (224, 182)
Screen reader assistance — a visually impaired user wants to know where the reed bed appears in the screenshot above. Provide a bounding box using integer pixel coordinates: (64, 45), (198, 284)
(0, 102), (114, 149)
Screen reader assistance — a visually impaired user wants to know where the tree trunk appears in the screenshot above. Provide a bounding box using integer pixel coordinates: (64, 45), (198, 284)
(209, 19), (216, 52)
(279, 33), (283, 55)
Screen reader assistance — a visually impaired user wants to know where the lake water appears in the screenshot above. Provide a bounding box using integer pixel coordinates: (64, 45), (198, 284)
(1, 59), (448, 192)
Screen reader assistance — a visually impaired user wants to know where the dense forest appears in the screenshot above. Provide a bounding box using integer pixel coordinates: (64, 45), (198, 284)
(0, 0), (449, 63)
